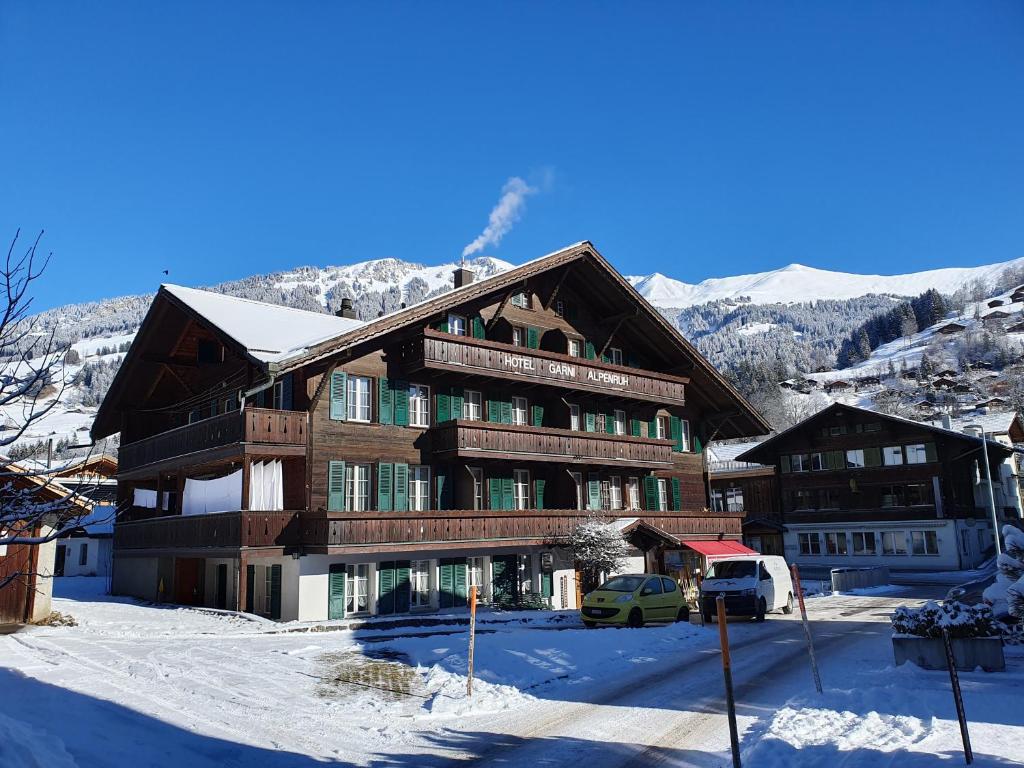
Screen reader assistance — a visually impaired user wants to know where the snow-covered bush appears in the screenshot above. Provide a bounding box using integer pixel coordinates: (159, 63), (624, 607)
(982, 525), (1024, 622)
(565, 517), (631, 593)
(890, 601), (1001, 639)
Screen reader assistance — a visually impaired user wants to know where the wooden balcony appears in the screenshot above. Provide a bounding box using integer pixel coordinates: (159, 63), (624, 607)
(431, 419), (674, 468)
(113, 510), (302, 552)
(118, 408), (308, 474)
(404, 329), (687, 405)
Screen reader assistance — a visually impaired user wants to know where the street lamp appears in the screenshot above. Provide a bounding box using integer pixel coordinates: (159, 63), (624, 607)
(965, 424), (1002, 557)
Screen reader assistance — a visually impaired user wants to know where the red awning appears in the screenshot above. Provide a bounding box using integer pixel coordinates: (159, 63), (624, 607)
(680, 540), (758, 558)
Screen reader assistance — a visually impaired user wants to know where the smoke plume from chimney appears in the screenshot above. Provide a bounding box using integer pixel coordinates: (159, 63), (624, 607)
(461, 176), (537, 258)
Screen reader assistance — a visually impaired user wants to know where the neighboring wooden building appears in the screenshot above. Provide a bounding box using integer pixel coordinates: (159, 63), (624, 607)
(824, 380), (852, 394)
(92, 242), (768, 620)
(706, 441), (783, 556)
(936, 322), (966, 335)
(737, 403), (1014, 572)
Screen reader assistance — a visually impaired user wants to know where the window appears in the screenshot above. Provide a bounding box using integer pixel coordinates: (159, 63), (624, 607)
(409, 384), (430, 427)
(641, 577), (663, 595)
(614, 409), (626, 436)
(463, 390), (482, 421)
(883, 446), (904, 466)
(846, 449), (865, 469)
(347, 376), (372, 422)
(911, 530), (939, 556)
(881, 486), (906, 508)
(224, 397), (234, 413)
(852, 531), (876, 555)
(657, 478), (668, 512)
(829, 425), (847, 437)
(346, 564), (370, 614)
(609, 476), (623, 510)
(78, 542), (88, 566)
(448, 313), (467, 336)
(824, 532), (848, 555)
(627, 477), (640, 510)
(810, 452), (828, 471)
(882, 531), (908, 555)
(554, 300), (565, 318)
(272, 380), (284, 410)
(512, 396), (528, 426)
(345, 464), (370, 511)
(569, 404), (581, 431)
(568, 339), (581, 358)
(609, 347), (623, 366)
(512, 326), (525, 347)
(655, 416), (668, 440)
(514, 469), (530, 510)
(469, 467), (484, 510)
(863, 422), (881, 433)
(799, 533), (822, 555)
(960, 530), (971, 557)
(905, 444), (932, 464)
(680, 419), (691, 452)
(596, 413), (607, 433)
(571, 471), (584, 510)
(468, 557), (485, 593)
(712, 486), (744, 512)
(511, 291), (531, 309)
(906, 483), (931, 506)
(791, 453), (812, 472)
(792, 489), (814, 510)
(410, 561), (430, 608)
(409, 466), (431, 512)
(661, 577), (678, 593)
(818, 488), (839, 509)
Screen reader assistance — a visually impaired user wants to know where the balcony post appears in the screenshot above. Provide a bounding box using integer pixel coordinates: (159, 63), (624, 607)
(241, 458), (251, 511)
(236, 553), (248, 613)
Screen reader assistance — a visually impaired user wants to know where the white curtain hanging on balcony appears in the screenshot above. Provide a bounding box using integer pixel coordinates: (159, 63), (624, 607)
(133, 488), (159, 508)
(182, 468), (243, 516)
(248, 460), (283, 511)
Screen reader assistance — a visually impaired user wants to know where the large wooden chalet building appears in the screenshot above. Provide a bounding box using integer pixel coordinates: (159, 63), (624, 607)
(92, 242), (768, 621)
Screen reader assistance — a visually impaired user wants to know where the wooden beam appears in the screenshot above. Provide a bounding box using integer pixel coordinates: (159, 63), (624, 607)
(597, 312), (633, 358)
(485, 287), (519, 333)
(543, 264), (574, 310)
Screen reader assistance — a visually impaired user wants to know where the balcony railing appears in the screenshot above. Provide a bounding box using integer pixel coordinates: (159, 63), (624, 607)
(118, 408), (307, 473)
(431, 419), (674, 468)
(403, 329), (687, 405)
(113, 510), (302, 551)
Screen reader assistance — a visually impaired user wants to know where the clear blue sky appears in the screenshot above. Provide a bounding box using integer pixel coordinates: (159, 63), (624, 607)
(3, 1), (1023, 311)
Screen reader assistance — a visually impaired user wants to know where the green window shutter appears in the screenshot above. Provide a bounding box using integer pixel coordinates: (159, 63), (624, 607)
(648, 418), (658, 439)
(328, 564), (346, 620)
(378, 562), (396, 615)
(329, 370), (347, 421)
(587, 473), (601, 510)
(534, 478), (546, 509)
(395, 561), (411, 613)
(378, 378), (393, 425)
(527, 326), (539, 349)
(328, 460), (346, 511)
(436, 391), (452, 423)
(280, 373), (294, 410)
(393, 463), (409, 511)
(643, 476), (659, 510)
(245, 564), (255, 613)
(472, 316), (486, 339)
(454, 558), (467, 607)
(489, 477), (502, 510)
(601, 351), (610, 364)
(671, 477), (682, 511)
(585, 341), (596, 360)
(269, 564), (282, 620)
(604, 412), (615, 435)
(780, 455), (792, 474)
(491, 555), (512, 601)
(377, 463), (394, 511)
(451, 386), (464, 420)
(436, 467), (452, 509)
(630, 418), (641, 437)
(670, 416), (683, 452)
(439, 559), (454, 609)
(531, 404), (544, 427)
(500, 400), (513, 425)
(694, 435), (703, 454)
(541, 569), (552, 599)
(392, 380), (409, 426)
(585, 412), (596, 433)
(487, 399), (501, 423)
(501, 477), (515, 510)
(865, 446), (882, 468)
(924, 442), (937, 462)
(435, 318), (449, 333)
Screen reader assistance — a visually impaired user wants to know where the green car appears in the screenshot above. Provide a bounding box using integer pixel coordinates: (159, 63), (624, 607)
(581, 573), (691, 628)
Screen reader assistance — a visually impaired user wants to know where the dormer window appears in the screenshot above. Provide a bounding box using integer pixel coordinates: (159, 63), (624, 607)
(448, 313), (467, 336)
(568, 339), (581, 358)
(609, 347), (623, 366)
(511, 291), (531, 309)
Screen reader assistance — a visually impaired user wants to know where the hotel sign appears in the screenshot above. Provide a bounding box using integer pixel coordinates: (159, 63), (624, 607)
(496, 352), (630, 389)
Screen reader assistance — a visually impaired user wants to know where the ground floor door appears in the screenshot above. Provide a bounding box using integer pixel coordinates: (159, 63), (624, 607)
(377, 561), (411, 615)
(491, 555), (519, 604)
(328, 563), (346, 620)
(174, 558), (204, 606)
(54, 545), (66, 577)
(439, 558), (468, 609)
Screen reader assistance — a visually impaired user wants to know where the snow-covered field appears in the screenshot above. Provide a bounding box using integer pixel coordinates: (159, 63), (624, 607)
(2, 578), (1022, 767)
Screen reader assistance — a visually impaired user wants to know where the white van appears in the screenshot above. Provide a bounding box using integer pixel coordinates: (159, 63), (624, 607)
(699, 555), (795, 622)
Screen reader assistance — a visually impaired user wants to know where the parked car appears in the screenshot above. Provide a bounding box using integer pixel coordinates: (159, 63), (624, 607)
(581, 574), (691, 628)
(699, 556), (795, 622)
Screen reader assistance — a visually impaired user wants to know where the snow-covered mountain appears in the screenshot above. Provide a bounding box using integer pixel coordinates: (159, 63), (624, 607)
(627, 257), (1024, 308)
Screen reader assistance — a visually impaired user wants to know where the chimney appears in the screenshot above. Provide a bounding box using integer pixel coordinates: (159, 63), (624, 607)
(335, 297), (358, 320)
(454, 263), (475, 289)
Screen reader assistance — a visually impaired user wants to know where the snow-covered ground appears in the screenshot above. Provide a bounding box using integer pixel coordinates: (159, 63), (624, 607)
(2, 578), (1021, 767)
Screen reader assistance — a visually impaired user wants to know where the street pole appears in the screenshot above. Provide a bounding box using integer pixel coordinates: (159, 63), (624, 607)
(790, 564), (823, 694)
(969, 426), (1001, 557)
(715, 596), (742, 768)
(467, 585), (478, 697)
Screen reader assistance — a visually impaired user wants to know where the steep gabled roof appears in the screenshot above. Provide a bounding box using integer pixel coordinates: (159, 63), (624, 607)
(736, 402), (1013, 465)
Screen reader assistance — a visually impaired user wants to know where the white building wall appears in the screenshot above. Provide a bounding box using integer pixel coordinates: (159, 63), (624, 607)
(62, 537), (112, 578)
(29, 524), (57, 622)
(202, 557), (238, 609)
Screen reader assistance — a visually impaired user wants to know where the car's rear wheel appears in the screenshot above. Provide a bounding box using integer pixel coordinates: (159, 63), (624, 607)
(676, 606), (690, 623)
(627, 608), (644, 628)
(783, 593), (795, 615)
(583, 620), (596, 629)
(755, 597), (767, 622)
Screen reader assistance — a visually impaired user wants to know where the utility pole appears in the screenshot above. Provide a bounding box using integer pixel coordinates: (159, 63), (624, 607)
(967, 425), (1001, 557)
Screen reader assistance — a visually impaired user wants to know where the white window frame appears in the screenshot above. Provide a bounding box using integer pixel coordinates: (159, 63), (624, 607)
(852, 531), (876, 555)
(905, 444), (929, 464)
(569, 404), (581, 431)
(657, 478), (668, 512)
(469, 467), (484, 510)
(609, 347), (623, 366)
(272, 380), (284, 410)
(463, 389), (482, 421)
(568, 339), (582, 358)
(655, 416), (668, 440)
(511, 291), (531, 309)
(512, 326), (525, 347)
(680, 419), (691, 451)
(408, 465), (431, 512)
(571, 471), (584, 510)
(347, 376), (372, 422)
(845, 449), (865, 469)
(448, 313), (467, 337)
(627, 477), (640, 510)
(882, 531), (908, 556)
(345, 463), (370, 511)
(409, 383), (430, 427)
(512, 396), (528, 426)
(467, 557), (485, 593)
(883, 446), (904, 466)
(613, 409), (626, 436)
(410, 560), (431, 609)
(346, 563), (370, 615)
(513, 469), (531, 510)
(799, 532), (822, 555)
(609, 476), (623, 510)
(824, 532), (848, 556)
(910, 530), (939, 556)
(554, 300), (565, 317)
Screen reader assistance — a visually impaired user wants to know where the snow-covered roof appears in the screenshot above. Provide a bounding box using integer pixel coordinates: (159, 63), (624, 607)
(925, 411), (1021, 437)
(163, 284), (365, 364)
(706, 440), (766, 463)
